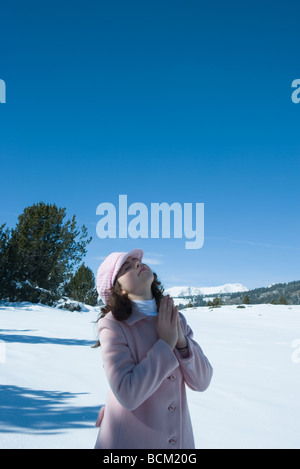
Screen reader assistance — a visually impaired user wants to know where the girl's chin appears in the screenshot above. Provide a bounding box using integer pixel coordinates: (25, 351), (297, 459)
(141, 270), (153, 277)
(139, 270), (154, 285)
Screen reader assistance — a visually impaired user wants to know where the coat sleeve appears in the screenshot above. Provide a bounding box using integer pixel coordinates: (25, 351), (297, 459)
(174, 313), (213, 392)
(98, 318), (180, 411)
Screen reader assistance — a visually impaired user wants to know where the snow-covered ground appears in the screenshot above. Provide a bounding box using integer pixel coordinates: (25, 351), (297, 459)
(0, 301), (299, 449)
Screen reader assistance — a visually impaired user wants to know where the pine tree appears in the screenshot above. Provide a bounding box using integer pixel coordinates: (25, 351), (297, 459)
(213, 297), (222, 306)
(64, 263), (98, 305)
(0, 223), (12, 299)
(243, 294), (250, 304)
(277, 295), (288, 305)
(5, 202), (92, 303)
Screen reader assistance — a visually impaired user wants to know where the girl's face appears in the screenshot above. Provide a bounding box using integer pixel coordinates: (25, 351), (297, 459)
(115, 256), (154, 299)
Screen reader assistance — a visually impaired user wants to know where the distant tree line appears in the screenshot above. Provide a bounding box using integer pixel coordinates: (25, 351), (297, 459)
(0, 202), (98, 306)
(221, 282), (300, 305)
(177, 288), (298, 309)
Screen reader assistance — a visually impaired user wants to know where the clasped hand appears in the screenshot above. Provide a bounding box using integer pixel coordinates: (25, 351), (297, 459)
(156, 295), (187, 350)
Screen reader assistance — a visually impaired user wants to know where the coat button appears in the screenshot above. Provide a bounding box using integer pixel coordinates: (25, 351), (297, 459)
(168, 374), (176, 381)
(168, 404), (176, 412)
(169, 437), (177, 444)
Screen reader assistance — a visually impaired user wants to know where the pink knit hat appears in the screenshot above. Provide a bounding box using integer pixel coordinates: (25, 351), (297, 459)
(96, 248), (144, 304)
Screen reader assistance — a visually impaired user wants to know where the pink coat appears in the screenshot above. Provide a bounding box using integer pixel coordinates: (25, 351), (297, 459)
(94, 306), (213, 449)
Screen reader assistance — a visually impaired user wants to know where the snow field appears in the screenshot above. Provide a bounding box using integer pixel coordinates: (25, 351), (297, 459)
(0, 302), (299, 449)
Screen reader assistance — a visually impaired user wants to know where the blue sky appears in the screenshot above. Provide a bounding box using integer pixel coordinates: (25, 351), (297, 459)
(0, 0), (299, 291)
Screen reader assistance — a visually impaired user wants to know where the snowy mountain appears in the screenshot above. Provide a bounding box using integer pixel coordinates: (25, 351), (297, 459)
(164, 283), (249, 297)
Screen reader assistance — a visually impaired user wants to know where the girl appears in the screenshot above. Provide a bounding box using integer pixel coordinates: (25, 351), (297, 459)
(94, 248), (213, 449)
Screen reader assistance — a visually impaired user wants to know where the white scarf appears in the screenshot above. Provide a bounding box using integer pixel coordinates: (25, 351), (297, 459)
(132, 297), (158, 316)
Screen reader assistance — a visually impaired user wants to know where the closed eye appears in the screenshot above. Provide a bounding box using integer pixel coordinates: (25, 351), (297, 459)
(123, 257), (138, 273)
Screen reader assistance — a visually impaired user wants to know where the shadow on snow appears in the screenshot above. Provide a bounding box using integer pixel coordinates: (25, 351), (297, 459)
(0, 329), (94, 346)
(0, 385), (99, 434)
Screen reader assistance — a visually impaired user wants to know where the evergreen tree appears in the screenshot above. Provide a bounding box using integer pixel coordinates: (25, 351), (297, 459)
(5, 202), (92, 303)
(243, 294), (251, 304)
(0, 224), (12, 299)
(213, 297), (222, 306)
(64, 263), (98, 305)
(206, 297), (222, 307)
(277, 295), (288, 305)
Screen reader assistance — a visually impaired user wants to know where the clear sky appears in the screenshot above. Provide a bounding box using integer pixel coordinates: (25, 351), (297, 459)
(0, 0), (299, 291)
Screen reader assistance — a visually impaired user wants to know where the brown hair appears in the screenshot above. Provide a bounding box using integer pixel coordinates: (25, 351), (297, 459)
(92, 272), (164, 348)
